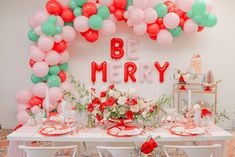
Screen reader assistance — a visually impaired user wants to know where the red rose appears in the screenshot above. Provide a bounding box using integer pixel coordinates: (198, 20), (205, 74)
(126, 110), (134, 120)
(201, 108), (212, 117)
(96, 114), (102, 121)
(126, 98), (131, 105)
(87, 103), (94, 112)
(131, 99), (138, 105)
(109, 84), (115, 89)
(99, 103), (105, 112)
(105, 97), (115, 106)
(141, 142), (154, 154)
(100, 91), (106, 98)
(149, 138), (158, 148)
(149, 107), (154, 113)
(92, 98), (100, 105)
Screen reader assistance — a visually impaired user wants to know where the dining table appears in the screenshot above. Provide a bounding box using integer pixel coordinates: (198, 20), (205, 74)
(7, 124), (232, 157)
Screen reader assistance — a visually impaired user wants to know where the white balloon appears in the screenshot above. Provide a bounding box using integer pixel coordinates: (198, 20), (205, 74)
(157, 30), (173, 45)
(184, 19), (198, 34)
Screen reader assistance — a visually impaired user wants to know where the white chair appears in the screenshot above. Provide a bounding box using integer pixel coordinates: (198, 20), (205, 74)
(18, 145), (77, 157)
(97, 146), (142, 157)
(163, 144), (221, 157)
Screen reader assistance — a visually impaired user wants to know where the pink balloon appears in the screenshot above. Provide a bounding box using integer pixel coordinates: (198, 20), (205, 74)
(35, 26), (43, 36)
(62, 26), (76, 42)
(56, 16), (64, 27)
(133, 0), (149, 9)
(144, 8), (158, 24)
(48, 87), (63, 103)
(99, 0), (113, 6)
(60, 50), (70, 64)
(29, 45), (45, 62)
(157, 30), (173, 45)
(175, 0), (195, 12)
(127, 19), (134, 27)
(34, 10), (48, 26)
(163, 13), (180, 29)
(130, 8), (145, 24)
(15, 89), (32, 104)
(60, 82), (73, 92)
(28, 16), (37, 28)
(133, 22), (147, 36)
(184, 19), (198, 34)
(42, 99), (58, 112)
(38, 35), (54, 51)
(32, 61), (49, 77)
(100, 20), (116, 37)
(45, 50), (60, 65)
(32, 82), (48, 98)
(74, 16), (89, 32)
(31, 106), (40, 114)
(54, 34), (63, 43)
(17, 111), (30, 124)
(17, 104), (29, 112)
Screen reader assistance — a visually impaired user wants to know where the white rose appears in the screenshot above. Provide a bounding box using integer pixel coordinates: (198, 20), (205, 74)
(130, 105), (139, 112)
(119, 106), (127, 115)
(113, 91), (121, 99)
(142, 111), (147, 118)
(118, 96), (126, 105)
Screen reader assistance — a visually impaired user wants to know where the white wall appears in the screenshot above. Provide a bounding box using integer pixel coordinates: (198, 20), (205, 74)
(0, 0), (235, 129)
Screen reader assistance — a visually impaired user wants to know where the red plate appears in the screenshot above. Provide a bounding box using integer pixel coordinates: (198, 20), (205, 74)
(39, 125), (72, 136)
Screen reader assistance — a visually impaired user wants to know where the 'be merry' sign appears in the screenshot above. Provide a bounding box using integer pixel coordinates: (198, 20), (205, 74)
(91, 38), (170, 84)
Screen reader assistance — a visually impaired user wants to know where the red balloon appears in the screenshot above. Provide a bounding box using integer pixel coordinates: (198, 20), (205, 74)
(154, 62), (170, 83)
(28, 96), (43, 107)
(29, 59), (36, 68)
(46, 0), (63, 15)
(168, 7), (175, 12)
(91, 61), (107, 83)
(111, 38), (124, 60)
(109, 5), (116, 14)
(164, 1), (176, 8)
(198, 26), (204, 32)
(149, 35), (157, 41)
(53, 40), (67, 53)
(160, 24), (166, 30)
(114, 10), (124, 21)
(85, 29), (99, 42)
(156, 18), (163, 24)
(124, 62), (137, 83)
(179, 18), (186, 28)
(61, 8), (75, 22)
(58, 70), (67, 82)
(113, 0), (127, 9)
(175, 9), (184, 18)
(147, 23), (160, 35)
(82, 2), (97, 17)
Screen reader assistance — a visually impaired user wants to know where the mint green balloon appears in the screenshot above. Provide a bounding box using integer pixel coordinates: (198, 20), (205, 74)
(125, 0), (133, 10)
(154, 3), (168, 18)
(205, 14), (217, 27)
(187, 10), (193, 18)
(70, 0), (78, 10)
(193, 15), (202, 23)
(31, 74), (43, 84)
(192, 2), (206, 15)
(49, 66), (60, 75)
(56, 27), (62, 34)
(60, 63), (69, 71)
(65, 22), (74, 28)
(74, 7), (82, 17)
(88, 15), (103, 30)
(28, 29), (39, 42)
(48, 16), (57, 23)
(42, 74), (50, 81)
(97, 6), (110, 20)
(42, 22), (57, 36)
(77, 0), (87, 6)
(47, 75), (61, 87)
(169, 27), (182, 37)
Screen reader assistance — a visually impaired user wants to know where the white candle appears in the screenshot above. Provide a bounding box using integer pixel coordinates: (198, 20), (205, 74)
(188, 88), (192, 107)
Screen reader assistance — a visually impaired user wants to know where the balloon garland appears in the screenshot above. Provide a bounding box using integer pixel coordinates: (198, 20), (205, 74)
(15, 0), (217, 125)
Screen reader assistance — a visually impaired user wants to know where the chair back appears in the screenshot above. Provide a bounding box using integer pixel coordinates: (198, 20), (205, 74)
(19, 145), (77, 157)
(96, 146), (138, 157)
(163, 144), (221, 157)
